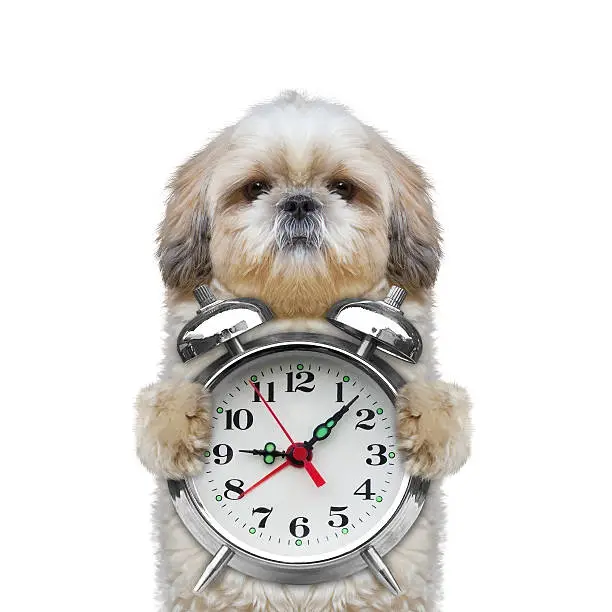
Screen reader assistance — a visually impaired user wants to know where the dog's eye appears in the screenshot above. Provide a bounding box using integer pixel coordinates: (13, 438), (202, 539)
(243, 180), (271, 201)
(328, 180), (355, 201)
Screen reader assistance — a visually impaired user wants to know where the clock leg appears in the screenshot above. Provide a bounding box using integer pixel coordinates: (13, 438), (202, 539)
(361, 546), (402, 596)
(193, 545), (234, 594)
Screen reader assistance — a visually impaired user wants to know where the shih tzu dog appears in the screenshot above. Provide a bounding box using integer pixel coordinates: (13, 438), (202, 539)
(136, 91), (471, 611)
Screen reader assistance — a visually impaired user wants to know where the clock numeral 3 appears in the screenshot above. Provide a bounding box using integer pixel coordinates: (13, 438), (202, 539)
(225, 408), (254, 430)
(353, 478), (376, 500)
(366, 444), (388, 466)
(252, 506), (273, 528)
(286, 371), (315, 392)
(328, 506), (349, 528)
(252, 381), (275, 403)
(212, 444), (233, 464)
(355, 409), (376, 430)
(289, 516), (310, 538)
(224, 479), (244, 500)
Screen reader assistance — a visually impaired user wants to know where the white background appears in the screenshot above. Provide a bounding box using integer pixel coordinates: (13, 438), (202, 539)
(1, 2), (611, 610)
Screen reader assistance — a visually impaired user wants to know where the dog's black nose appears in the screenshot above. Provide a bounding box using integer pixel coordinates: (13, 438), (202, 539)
(282, 195), (319, 221)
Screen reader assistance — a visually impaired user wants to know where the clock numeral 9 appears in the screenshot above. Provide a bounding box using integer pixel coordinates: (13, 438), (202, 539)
(212, 444), (233, 465)
(252, 506), (273, 528)
(225, 408), (253, 430)
(353, 478), (376, 500)
(366, 444), (387, 466)
(252, 381), (275, 403)
(328, 506), (349, 528)
(289, 516), (310, 538)
(355, 409), (376, 430)
(223, 479), (244, 500)
(286, 371), (315, 392)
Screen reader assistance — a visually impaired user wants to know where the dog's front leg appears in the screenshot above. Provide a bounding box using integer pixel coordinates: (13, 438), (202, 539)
(395, 379), (472, 480)
(135, 379), (211, 479)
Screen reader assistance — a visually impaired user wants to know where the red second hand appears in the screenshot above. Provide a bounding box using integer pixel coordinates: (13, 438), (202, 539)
(248, 380), (326, 488)
(238, 459), (291, 499)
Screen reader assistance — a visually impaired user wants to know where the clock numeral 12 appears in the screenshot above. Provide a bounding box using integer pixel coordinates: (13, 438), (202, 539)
(286, 371), (315, 392)
(252, 381), (275, 403)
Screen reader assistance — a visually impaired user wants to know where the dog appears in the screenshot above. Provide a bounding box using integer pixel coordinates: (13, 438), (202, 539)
(136, 91), (471, 611)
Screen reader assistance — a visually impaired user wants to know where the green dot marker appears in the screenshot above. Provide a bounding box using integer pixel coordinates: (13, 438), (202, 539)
(376, 408), (383, 415)
(388, 452), (396, 459)
(265, 442), (276, 453)
(343, 376), (350, 382)
(204, 451), (211, 457)
(216, 407), (223, 414)
(376, 496), (383, 503)
(250, 375), (258, 382)
(249, 527), (256, 534)
(264, 455), (274, 464)
(341, 527), (349, 534)
(215, 495), (222, 502)
(297, 364), (304, 370)
(315, 426), (329, 439)
(295, 539), (302, 546)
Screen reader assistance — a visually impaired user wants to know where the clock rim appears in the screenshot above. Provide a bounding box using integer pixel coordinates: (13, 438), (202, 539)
(168, 332), (429, 585)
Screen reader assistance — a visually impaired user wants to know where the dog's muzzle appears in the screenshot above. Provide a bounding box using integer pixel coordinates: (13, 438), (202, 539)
(275, 194), (324, 250)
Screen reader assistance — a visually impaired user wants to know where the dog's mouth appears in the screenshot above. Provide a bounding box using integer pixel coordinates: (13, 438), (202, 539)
(274, 212), (324, 251)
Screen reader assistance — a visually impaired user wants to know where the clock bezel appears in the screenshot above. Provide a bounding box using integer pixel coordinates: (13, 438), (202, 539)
(169, 332), (428, 585)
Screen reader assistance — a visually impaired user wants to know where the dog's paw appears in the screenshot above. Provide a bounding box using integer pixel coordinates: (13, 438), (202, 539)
(135, 379), (211, 479)
(395, 379), (471, 480)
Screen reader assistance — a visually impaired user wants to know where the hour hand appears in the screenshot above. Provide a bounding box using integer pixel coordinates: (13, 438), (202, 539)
(305, 395), (359, 448)
(239, 442), (286, 464)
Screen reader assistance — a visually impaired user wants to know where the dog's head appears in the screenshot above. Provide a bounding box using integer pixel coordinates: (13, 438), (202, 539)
(158, 91), (440, 317)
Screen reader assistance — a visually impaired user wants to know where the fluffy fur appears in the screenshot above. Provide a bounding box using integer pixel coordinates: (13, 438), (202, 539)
(136, 91), (471, 611)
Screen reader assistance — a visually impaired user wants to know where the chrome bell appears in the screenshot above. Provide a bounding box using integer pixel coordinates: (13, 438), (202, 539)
(177, 285), (274, 362)
(326, 286), (422, 363)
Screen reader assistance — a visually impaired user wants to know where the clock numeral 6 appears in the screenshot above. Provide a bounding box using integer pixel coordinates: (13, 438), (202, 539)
(252, 506), (273, 528)
(223, 479), (244, 500)
(212, 444), (233, 465)
(225, 408), (254, 430)
(355, 409), (376, 430)
(353, 478), (376, 500)
(286, 371), (315, 392)
(366, 444), (388, 466)
(289, 516), (310, 538)
(328, 505), (349, 528)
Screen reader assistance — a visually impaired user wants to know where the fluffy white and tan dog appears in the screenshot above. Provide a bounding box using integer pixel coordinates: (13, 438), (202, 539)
(136, 91), (471, 612)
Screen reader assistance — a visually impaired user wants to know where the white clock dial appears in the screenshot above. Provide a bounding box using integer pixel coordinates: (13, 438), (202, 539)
(190, 349), (407, 563)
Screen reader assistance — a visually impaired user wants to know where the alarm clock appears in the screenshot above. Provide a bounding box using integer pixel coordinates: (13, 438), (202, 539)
(169, 284), (428, 596)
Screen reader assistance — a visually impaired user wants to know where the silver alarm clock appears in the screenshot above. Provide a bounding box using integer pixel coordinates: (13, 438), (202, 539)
(169, 285), (428, 595)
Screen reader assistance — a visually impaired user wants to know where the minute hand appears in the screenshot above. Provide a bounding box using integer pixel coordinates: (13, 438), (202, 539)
(305, 395), (359, 448)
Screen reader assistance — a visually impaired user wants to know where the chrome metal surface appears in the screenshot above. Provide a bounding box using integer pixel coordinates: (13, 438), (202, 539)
(169, 333), (429, 587)
(193, 285), (217, 309)
(361, 546), (402, 596)
(325, 286), (422, 363)
(177, 286), (274, 362)
(193, 545), (234, 593)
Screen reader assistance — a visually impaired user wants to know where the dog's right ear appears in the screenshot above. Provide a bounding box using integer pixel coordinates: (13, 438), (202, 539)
(157, 131), (228, 291)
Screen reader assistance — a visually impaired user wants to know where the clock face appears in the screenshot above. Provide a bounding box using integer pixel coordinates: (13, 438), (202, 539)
(188, 347), (408, 564)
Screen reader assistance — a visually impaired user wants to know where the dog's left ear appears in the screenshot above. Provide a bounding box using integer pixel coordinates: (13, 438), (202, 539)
(157, 130), (229, 291)
(373, 132), (442, 291)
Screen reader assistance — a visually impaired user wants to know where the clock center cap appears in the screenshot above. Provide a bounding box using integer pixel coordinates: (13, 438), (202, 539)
(286, 443), (312, 466)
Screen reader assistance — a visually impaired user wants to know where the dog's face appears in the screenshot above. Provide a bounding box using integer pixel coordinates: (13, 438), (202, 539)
(159, 92), (440, 317)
